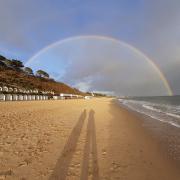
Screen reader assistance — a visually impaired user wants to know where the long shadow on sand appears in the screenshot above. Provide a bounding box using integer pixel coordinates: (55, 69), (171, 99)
(80, 109), (99, 180)
(49, 109), (87, 180)
(49, 109), (99, 180)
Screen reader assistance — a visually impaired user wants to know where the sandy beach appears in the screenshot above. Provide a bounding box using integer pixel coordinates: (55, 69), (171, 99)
(0, 98), (180, 180)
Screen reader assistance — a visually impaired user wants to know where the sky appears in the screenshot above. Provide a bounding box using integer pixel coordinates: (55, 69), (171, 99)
(0, 0), (180, 96)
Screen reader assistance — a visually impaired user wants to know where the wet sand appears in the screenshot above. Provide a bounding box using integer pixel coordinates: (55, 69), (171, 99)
(0, 98), (180, 179)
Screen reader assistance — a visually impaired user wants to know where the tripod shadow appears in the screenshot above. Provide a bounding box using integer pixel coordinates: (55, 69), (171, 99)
(80, 109), (99, 180)
(49, 109), (87, 180)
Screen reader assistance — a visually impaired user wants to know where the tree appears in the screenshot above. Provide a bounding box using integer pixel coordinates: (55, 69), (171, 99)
(4, 59), (13, 66)
(0, 55), (6, 61)
(36, 70), (49, 78)
(0, 61), (6, 68)
(24, 67), (33, 75)
(11, 59), (24, 68)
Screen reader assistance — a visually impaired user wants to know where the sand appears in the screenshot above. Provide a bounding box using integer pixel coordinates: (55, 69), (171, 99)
(0, 98), (180, 180)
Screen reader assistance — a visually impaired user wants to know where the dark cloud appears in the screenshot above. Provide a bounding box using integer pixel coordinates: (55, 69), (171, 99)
(27, 37), (170, 96)
(1, 0), (180, 95)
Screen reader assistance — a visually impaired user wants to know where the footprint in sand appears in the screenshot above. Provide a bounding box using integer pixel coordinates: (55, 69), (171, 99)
(102, 148), (107, 156)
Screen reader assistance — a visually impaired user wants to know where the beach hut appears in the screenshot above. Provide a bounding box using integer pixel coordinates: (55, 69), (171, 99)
(18, 95), (24, 101)
(14, 88), (18, 93)
(23, 89), (27, 94)
(0, 94), (6, 101)
(6, 94), (13, 101)
(33, 89), (39, 94)
(24, 95), (28, 101)
(31, 95), (35, 100)
(62, 93), (71, 99)
(53, 95), (62, 100)
(41, 91), (45, 94)
(51, 91), (55, 95)
(25, 90), (30, 94)
(27, 95), (32, 100)
(72, 94), (78, 99)
(0, 87), (3, 92)
(19, 89), (23, 93)
(3, 86), (9, 92)
(9, 87), (13, 92)
(35, 95), (39, 100)
(60, 93), (65, 100)
(12, 94), (18, 101)
(43, 95), (47, 100)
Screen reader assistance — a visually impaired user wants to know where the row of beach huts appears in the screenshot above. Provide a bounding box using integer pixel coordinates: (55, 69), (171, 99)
(0, 86), (84, 101)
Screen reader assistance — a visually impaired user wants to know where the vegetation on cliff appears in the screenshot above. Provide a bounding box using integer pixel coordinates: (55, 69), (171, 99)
(0, 54), (84, 95)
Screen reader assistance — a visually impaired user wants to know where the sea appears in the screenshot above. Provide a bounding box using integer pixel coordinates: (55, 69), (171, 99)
(119, 96), (180, 163)
(119, 96), (180, 128)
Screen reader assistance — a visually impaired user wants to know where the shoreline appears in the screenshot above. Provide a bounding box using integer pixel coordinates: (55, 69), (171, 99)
(115, 99), (180, 167)
(0, 98), (180, 179)
(105, 99), (180, 179)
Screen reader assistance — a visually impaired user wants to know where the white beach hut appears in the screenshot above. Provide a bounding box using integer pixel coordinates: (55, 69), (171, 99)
(3, 86), (9, 92)
(33, 89), (39, 94)
(6, 94), (13, 101)
(31, 95), (35, 100)
(60, 93), (65, 100)
(9, 87), (13, 92)
(35, 95), (39, 100)
(27, 95), (32, 100)
(24, 95), (28, 101)
(14, 88), (18, 93)
(18, 95), (24, 101)
(12, 94), (18, 101)
(51, 91), (55, 95)
(19, 89), (23, 93)
(0, 94), (6, 101)
(53, 96), (58, 100)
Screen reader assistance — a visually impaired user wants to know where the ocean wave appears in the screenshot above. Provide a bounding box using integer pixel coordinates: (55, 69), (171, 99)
(166, 112), (180, 119)
(142, 104), (162, 113)
(119, 98), (180, 128)
(169, 121), (180, 128)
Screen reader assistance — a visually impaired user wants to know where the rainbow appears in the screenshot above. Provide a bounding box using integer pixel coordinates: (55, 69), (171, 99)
(26, 35), (173, 96)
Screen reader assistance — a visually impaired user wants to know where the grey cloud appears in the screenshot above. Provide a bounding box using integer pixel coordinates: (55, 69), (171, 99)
(28, 38), (170, 96)
(128, 0), (180, 95)
(1, 0), (180, 95)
